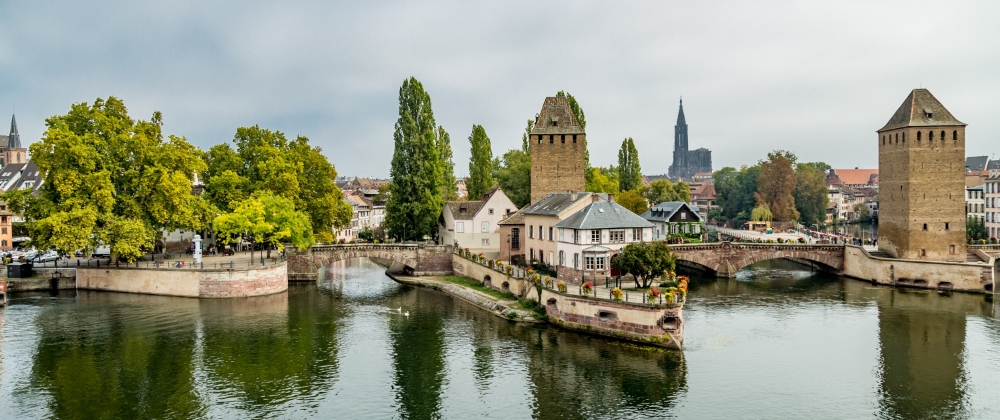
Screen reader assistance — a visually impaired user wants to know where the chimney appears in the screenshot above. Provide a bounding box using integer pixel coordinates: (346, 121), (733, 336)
(607, 193), (615, 203)
(570, 192), (578, 201)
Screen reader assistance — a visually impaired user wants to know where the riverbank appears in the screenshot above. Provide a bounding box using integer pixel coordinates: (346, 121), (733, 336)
(386, 273), (543, 323)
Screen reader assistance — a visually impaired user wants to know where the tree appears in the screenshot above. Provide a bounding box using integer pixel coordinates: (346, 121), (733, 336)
(794, 163), (830, 228)
(800, 161), (832, 174)
(586, 166), (619, 193)
(7, 97), (211, 262)
(467, 124), (495, 199)
(640, 179), (688, 205)
(437, 126), (458, 201)
(386, 77), (443, 241)
(616, 190), (648, 215)
(967, 217), (987, 241)
(213, 192), (314, 262)
(612, 242), (677, 288)
(617, 138), (642, 192)
(557, 90), (590, 168)
(494, 120), (533, 208)
(714, 165), (762, 227)
(853, 202), (872, 223)
(288, 137), (353, 238)
(751, 204), (773, 222)
(755, 150), (799, 222)
(673, 181), (691, 203)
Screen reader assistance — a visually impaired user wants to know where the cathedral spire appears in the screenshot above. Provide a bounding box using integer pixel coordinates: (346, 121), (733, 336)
(676, 97), (686, 126)
(8, 112), (21, 148)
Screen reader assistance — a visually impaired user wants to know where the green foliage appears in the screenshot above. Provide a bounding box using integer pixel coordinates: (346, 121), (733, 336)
(639, 179), (689, 205)
(556, 90), (588, 166)
(967, 217), (987, 241)
(616, 190), (648, 215)
(853, 203), (872, 223)
(714, 165), (761, 226)
(437, 126), (458, 201)
(617, 138), (642, 192)
(751, 205), (772, 222)
(9, 97), (210, 261)
(213, 191), (315, 252)
(794, 163), (830, 228)
(612, 242), (677, 288)
(386, 77), (444, 241)
(586, 166), (619, 193)
(755, 150), (799, 222)
(493, 120), (533, 208)
(467, 124), (496, 199)
(800, 161), (832, 173)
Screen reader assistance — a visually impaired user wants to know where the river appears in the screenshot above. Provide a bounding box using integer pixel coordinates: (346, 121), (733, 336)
(0, 258), (998, 419)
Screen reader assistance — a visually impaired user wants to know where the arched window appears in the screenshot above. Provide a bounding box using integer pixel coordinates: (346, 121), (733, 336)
(940, 131), (945, 142)
(917, 131), (921, 141)
(953, 130), (958, 140)
(929, 131), (933, 141)
(537, 135), (542, 145)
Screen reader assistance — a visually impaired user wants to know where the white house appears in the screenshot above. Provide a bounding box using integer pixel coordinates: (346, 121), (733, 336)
(553, 199), (653, 283)
(438, 187), (517, 255)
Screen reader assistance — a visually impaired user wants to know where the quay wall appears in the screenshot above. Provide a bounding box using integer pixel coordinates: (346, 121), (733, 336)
(539, 289), (683, 350)
(74, 263), (287, 298)
(451, 254), (529, 297)
(843, 246), (994, 293)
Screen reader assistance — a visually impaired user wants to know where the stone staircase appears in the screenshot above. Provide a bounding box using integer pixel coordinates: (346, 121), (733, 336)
(868, 250), (893, 259)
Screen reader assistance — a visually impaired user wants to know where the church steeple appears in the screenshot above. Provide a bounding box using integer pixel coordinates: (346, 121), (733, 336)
(674, 98), (688, 152)
(676, 98), (686, 126)
(8, 113), (20, 148)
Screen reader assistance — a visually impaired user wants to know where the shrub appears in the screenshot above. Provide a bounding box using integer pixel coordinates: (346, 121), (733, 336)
(501, 291), (517, 300)
(582, 281), (593, 295)
(543, 276), (552, 289)
(611, 287), (623, 301)
(557, 281), (567, 293)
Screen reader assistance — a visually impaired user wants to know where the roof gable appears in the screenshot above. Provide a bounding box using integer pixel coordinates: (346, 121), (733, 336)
(640, 201), (704, 223)
(554, 201), (653, 229)
(530, 96), (584, 135)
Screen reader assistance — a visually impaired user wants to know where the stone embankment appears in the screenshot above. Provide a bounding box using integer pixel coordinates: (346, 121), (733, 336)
(387, 274), (539, 322)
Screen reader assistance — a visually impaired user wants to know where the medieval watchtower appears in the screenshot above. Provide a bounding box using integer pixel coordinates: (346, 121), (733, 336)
(877, 89), (966, 261)
(529, 96), (587, 203)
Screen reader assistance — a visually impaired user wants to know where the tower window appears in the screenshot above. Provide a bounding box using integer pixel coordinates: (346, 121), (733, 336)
(561, 135), (565, 143)
(917, 131), (921, 141)
(929, 131), (934, 141)
(882, 136), (885, 145)
(549, 135), (553, 144)
(923, 223), (928, 231)
(537, 135), (542, 145)
(895, 133), (898, 142)
(572, 134), (577, 143)
(953, 130), (957, 140)
(945, 222), (950, 230)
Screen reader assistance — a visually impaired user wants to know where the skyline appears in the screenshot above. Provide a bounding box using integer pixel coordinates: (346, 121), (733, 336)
(2, 1), (998, 177)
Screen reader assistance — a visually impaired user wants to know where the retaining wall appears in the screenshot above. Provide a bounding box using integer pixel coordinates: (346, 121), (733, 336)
(843, 246), (994, 293)
(74, 263), (287, 298)
(451, 254), (529, 297)
(539, 289), (684, 350)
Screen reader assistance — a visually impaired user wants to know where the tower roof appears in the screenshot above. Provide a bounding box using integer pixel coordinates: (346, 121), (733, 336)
(676, 98), (686, 126)
(530, 96), (584, 135)
(878, 89), (965, 132)
(8, 113), (20, 148)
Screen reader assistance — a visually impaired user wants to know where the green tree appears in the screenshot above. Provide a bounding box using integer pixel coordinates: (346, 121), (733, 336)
(853, 202), (872, 223)
(557, 90), (590, 168)
(794, 163), (830, 228)
(967, 217), (987, 241)
(612, 241), (677, 288)
(751, 204), (773, 222)
(289, 137), (353, 237)
(714, 165), (762, 227)
(7, 97), (210, 261)
(493, 120), (533, 208)
(213, 191), (314, 261)
(616, 190), (648, 215)
(467, 124), (496, 199)
(386, 77), (443, 241)
(437, 126), (458, 201)
(755, 151), (799, 222)
(673, 181), (691, 203)
(639, 179), (688, 204)
(617, 138), (642, 192)
(800, 161), (832, 173)
(586, 166), (619, 193)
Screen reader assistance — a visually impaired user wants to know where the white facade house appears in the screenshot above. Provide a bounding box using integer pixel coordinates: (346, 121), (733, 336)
(967, 185), (985, 223)
(438, 188), (517, 255)
(552, 199), (653, 283)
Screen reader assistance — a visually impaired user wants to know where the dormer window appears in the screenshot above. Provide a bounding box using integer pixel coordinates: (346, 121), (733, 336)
(923, 108), (933, 119)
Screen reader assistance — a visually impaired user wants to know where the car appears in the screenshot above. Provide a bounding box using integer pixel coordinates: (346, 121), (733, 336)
(31, 251), (60, 263)
(19, 251), (37, 262)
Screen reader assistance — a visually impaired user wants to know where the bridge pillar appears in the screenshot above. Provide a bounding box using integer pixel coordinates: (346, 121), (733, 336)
(716, 260), (738, 278)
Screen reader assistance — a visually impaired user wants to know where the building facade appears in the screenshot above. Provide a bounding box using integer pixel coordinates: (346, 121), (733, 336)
(521, 192), (602, 267)
(553, 200), (653, 283)
(877, 89), (966, 261)
(529, 97), (587, 203)
(966, 185), (984, 223)
(438, 188), (517, 255)
(497, 210), (525, 266)
(0, 114), (27, 167)
(986, 171), (999, 240)
(640, 201), (703, 241)
(668, 99), (712, 180)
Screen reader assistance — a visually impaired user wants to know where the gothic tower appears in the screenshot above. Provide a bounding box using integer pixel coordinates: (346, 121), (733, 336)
(668, 99), (688, 178)
(877, 89), (966, 261)
(0, 113), (26, 166)
(529, 96), (587, 203)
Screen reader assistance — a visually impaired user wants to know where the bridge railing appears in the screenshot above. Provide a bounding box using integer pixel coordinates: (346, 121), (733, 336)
(544, 276), (684, 307)
(23, 254), (286, 271)
(453, 249), (526, 279)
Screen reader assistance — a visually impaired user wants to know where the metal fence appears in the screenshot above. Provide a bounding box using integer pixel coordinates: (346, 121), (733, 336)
(21, 255), (286, 270)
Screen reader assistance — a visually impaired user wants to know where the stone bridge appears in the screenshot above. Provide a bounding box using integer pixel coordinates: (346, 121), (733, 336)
(286, 243), (454, 280)
(668, 242), (845, 278)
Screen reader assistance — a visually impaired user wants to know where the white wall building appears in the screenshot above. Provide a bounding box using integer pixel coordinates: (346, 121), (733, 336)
(438, 188), (517, 255)
(553, 199), (653, 283)
(966, 185), (985, 223)
(985, 170), (1000, 240)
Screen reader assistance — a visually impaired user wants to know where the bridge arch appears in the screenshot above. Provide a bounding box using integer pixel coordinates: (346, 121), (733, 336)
(669, 243), (845, 278)
(287, 244), (454, 280)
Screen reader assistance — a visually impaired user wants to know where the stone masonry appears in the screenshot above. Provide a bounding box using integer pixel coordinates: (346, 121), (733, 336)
(877, 89), (967, 261)
(286, 243), (454, 280)
(529, 96), (587, 203)
(669, 242), (845, 278)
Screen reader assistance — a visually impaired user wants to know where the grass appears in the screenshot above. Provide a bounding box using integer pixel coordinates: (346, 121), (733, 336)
(440, 275), (516, 300)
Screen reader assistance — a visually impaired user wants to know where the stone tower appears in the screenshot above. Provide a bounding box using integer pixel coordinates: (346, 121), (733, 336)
(877, 89), (966, 261)
(0, 113), (26, 167)
(529, 96), (587, 203)
(668, 99), (711, 180)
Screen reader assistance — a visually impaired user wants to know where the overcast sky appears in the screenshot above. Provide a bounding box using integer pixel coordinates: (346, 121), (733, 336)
(2, 0), (998, 178)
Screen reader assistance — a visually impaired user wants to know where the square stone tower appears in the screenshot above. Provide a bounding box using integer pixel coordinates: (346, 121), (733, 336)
(877, 89), (966, 261)
(529, 96), (587, 203)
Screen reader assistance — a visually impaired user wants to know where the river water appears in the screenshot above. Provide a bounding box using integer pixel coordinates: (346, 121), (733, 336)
(0, 258), (998, 419)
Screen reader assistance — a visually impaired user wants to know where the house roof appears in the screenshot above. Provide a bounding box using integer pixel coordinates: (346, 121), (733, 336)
(987, 160), (1000, 171)
(521, 192), (600, 216)
(554, 200), (653, 230)
(583, 245), (612, 253)
(829, 169), (878, 186)
(688, 182), (716, 200)
(530, 96), (584, 135)
(879, 89), (965, 132)
(498, 209), (524, 225)
(345, 194), (370, 208)
(8, 161), (41, 191)
(967, 185), (984, 191)
(640, 201), (704, 223)
(445, 201), (486, 220)
(966, 156), (990, 171)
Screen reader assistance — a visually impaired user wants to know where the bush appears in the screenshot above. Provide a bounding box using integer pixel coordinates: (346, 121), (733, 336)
(501, 291), (517, 300)
(518, 298), (548, 318)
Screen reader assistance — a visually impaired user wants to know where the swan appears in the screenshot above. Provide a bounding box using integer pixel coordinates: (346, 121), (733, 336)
(404, 311), (409, 317)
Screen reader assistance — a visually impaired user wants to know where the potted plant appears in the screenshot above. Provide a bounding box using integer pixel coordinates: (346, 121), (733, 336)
(506, 265), (513, 276)
(646, 287), (661, 305)
(611, 287), (623, 301)
(543, 275), (552, 289)
(582, 281), (593, 296)
(557, 280), (567, 293)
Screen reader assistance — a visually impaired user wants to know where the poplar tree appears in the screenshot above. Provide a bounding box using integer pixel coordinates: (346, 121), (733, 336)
(466, 124), (495, 200)
(556, 90), (588, 165)
(493, 120), (532, 207)
(437, 126), (458, 201)
(386, 77), (443, 241)
(617, 137), (642, 192)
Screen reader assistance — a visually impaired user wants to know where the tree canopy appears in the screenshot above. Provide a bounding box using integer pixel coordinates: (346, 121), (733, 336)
(793, 163), (829, 228)
(640, 179), (689, 205)
(466, 124), (496, 199)
(612, 242), (677, 288)
(755, 150), (799, 222)
(386, 77), (444, 241)
(7, 97), (211, 261)
(586, 166), (619, 193)
(213, 191), (314, 257)
(616, 190), (648, 215)
(617, 138), (642, 192)
(437, 126), (458, 201)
